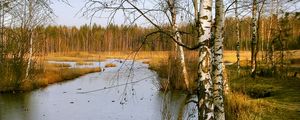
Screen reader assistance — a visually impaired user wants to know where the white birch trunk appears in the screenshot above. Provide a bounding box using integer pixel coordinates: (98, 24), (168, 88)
(168, 0), (189, 90)
(197, 0), (214, 119)
(213, 0), (225, 119)
(25, 0), (33, 79)
(175, 29), (190, 90)
(251, 0), (258, 78)
(26, 32), (33, 78)
(235, 0), (241, 75)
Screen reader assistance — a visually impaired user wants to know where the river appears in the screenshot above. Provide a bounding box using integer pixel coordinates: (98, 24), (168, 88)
(0, 59), (197, 120)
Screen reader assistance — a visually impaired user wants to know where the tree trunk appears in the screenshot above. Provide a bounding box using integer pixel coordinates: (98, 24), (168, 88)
(168, 0), (190, 90)
(175, 29), (189, 90)
(0, 1), (4, 65)
(235, 0), (241, 75)
(25, 0), (33, 79)
(251, 0), (258, 78)
(197, 0), (214, 119)
(213, 0), (225, 119)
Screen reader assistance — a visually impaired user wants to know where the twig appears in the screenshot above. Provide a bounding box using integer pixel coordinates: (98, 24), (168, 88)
(77, 75), (155, 94)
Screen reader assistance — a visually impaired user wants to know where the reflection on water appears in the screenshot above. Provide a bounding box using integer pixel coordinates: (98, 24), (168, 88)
(0, 59), (197, 120)
(0, 94), (29, 120)
(160, 92), (198, 120)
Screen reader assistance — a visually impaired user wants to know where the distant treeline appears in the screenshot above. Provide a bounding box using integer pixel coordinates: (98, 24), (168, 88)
(32, 14), (299, 53)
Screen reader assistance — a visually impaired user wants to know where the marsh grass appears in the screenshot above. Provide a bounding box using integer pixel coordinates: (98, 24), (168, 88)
(19, 67), (102, 91)
(0, 61), (102, 92)
(146, 50), (300, 120)
(47, 63), (71, 68)
(45, 51), (169, 62)
(227, 63), (300, 119)
(104, 63), (117, 68)
(76, 61), (93, 65)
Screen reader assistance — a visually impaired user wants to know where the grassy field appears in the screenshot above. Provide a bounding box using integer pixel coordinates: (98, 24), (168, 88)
(226, 65), (300, 119)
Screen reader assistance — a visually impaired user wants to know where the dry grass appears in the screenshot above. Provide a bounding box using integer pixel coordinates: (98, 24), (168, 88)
(225, 92), (274, 120)
(145, 50), (300, 120)
(0, 60), (102, 92)
(19, 67), (101, 91)
(45, 52), (103, 62)
(227, 63), (300, 120)
(76, 61), (93, 65)
(47, 63), (71, 68)
(105, 63), (117, 68)
(148, 52), (197, 91)
(20, 64), (102, 91)
(43, 50), (300, 64)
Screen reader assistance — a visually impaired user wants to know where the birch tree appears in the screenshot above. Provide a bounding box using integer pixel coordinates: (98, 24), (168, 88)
(213, 0), (225, 119)
(25, 0), (33, 78)
(196, 0), (214, 119)
(251, 0), (258, 78)
(167, 0), (190, 90)
(235, 0), (241, 75)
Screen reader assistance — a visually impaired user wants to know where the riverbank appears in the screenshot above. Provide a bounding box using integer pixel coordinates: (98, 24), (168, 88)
(0, 62), (101, 93)
(227, 65), (300, 119)
(146, 51), (300, 119)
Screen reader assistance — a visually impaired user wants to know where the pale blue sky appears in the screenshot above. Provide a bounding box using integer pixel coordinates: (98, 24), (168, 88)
(51, 0), (101, 27)
(51, 0), (300, 27)
(50, 0), (147, 27)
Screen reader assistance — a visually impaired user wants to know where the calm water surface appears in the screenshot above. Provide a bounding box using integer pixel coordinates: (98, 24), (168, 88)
(0, 59), (196, 120)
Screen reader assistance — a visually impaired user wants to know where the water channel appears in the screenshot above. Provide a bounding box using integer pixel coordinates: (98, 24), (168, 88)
(0, 59), (197, 120)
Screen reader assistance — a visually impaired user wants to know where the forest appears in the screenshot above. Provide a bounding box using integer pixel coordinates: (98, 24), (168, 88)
(0, 0), (299, 120)
(14, 16), (300, 53)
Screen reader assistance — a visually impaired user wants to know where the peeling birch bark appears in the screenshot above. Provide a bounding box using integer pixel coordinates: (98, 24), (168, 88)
(197, 0), (214, 119)
(213, 0), (225, 119)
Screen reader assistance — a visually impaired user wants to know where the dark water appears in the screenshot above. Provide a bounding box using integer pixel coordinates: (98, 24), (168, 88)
(0, 59), (196, 120)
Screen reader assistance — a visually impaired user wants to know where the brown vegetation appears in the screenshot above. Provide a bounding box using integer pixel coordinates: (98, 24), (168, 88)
(0, 63), (101, 92)
(48, 63), (71, 68)
(76, 61), (93, 65)
(145, 50), (300, 120)
(105, 63), (117, 68)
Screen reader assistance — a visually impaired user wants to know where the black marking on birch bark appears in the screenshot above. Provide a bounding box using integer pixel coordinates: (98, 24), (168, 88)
(200, 16), (208, 20)
(205, 6), (212, 10)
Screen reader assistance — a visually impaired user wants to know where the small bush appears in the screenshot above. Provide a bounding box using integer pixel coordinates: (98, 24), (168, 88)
(246, 84), (274, 98)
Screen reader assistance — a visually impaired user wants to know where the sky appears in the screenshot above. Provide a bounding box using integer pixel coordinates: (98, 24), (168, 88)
(51, 0), (125, 27)
(51, 0), (100, 27)
(51, 0), (300, 27)
(50, 0), (185, 27)
(50, 0), (147, 27)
